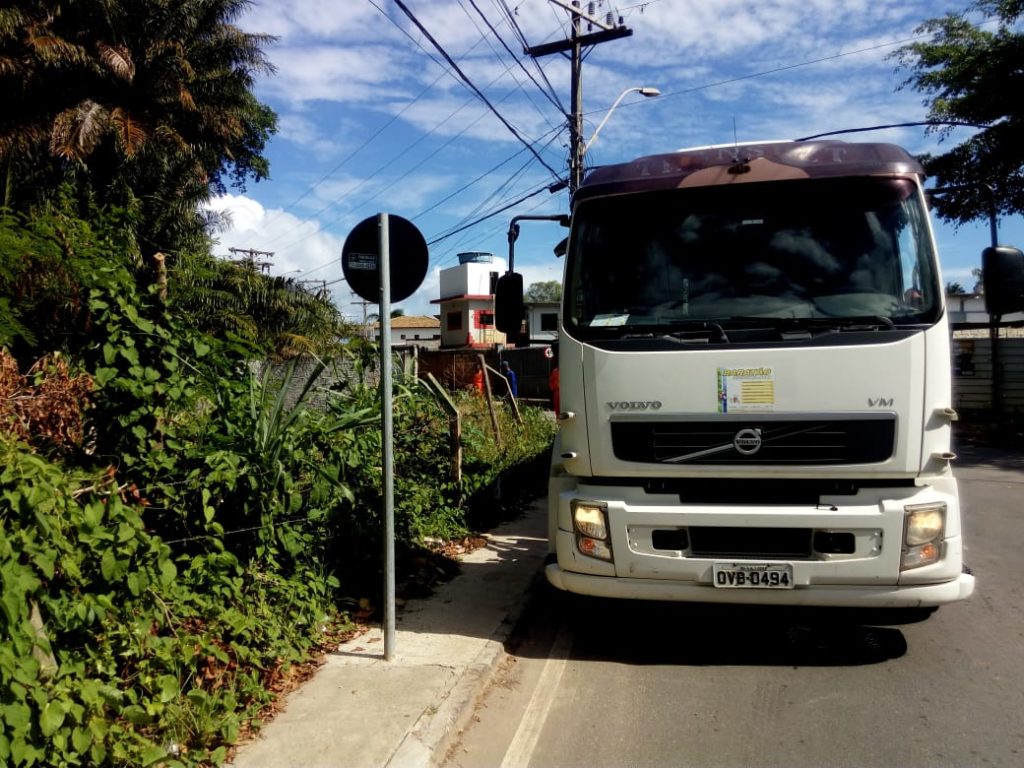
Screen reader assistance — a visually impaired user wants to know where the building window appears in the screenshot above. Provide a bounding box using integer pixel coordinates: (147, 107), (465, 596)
(540, 312), (559, 331)
(476, 310), (494, 327)
(447, 311), (463, 331)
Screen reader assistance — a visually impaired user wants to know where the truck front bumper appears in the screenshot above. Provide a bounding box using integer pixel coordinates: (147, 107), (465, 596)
(549, 478), (975, 608)
(545, 557), (975, 608)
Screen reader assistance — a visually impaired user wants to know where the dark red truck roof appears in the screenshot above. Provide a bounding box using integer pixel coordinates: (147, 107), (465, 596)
(575, 140), (925, 202)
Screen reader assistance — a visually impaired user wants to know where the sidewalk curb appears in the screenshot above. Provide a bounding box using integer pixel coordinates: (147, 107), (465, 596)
(386, 573), (545, 768)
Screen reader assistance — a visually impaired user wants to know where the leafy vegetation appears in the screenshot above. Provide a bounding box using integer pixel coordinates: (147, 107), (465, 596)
(525, 279), (563, 303)
(0, 204), (556, 766)
(168, 251), (353, 359)
(893, 0), (1024, 223)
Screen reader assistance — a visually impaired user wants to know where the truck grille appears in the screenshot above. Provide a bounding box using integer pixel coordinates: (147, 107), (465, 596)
(649, 527), (857, 559)
(689, 526), (813, 558)
(611, 416), (896, 465)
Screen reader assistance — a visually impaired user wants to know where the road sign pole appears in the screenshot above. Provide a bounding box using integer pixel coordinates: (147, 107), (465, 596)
(341, 211), (427, 663)
(379, 213), (396, 661)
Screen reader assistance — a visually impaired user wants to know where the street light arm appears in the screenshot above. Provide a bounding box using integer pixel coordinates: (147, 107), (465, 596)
(584, 86), (660, 153)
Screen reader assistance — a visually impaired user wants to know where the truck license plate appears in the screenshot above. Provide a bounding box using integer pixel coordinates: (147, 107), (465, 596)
(713, 562), (794, 589)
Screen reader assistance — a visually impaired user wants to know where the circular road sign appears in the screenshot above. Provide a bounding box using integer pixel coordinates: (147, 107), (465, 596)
(341, 214), (429, 304)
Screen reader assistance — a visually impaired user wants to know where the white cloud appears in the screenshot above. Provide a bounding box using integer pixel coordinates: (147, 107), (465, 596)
(264, 45), (415, 106)
(243, 0), (384, 42)
(205, 193), (345, 297)
(275, 114), (343, 156)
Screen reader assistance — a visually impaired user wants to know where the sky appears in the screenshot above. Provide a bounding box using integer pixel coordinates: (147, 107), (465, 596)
(207, 0), (1023, 320)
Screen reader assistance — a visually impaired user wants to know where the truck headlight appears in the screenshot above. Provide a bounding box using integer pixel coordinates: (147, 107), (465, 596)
(572, 501), (612, 561)
(902, 502), (946, 570)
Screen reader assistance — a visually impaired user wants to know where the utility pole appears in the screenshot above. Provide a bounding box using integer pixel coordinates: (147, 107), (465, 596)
(227, 247), (274, 274)
(351, 298), (372, 322)
(351, 297), (374, 337)
(525, 1), (632, 193)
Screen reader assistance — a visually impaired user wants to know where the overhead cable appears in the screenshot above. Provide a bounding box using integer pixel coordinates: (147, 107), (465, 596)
(427, 180), (563, 246)
(466, 0), (565, 113)
(390, 0), (564, 182)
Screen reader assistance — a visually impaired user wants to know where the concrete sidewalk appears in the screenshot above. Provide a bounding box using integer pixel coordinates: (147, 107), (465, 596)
(230, 501), (548, 768)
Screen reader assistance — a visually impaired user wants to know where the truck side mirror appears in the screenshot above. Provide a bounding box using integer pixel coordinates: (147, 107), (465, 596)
(982, 246), (1024, 316)
(495, 272), (524, 335)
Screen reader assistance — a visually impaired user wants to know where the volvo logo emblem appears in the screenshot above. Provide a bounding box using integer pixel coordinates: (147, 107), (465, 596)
(733, 427), (763, 455)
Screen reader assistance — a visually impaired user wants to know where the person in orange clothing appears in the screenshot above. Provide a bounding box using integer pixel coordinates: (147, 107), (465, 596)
(471, 362), (485, 395)
(549, 365), (559, 414)
(548, 344), (559, 413)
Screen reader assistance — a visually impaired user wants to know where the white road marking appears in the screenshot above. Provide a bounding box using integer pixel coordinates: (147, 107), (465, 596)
(499, 624), (573, 768)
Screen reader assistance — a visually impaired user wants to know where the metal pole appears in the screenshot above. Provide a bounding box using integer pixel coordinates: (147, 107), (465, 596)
(379, 213), (396, 660)
(569, 6), (583, 194)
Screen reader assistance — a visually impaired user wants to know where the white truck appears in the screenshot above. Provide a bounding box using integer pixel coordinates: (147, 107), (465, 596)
(496, 139), (1024, 615)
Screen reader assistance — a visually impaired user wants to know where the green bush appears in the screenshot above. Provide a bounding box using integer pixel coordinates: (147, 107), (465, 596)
(1, 206), (556, 765)
(0, 439), (339, 767)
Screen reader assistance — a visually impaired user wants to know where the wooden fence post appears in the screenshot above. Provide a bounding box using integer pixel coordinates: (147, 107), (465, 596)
(426, 372), (462, 484)
(477, 353), (501, 444)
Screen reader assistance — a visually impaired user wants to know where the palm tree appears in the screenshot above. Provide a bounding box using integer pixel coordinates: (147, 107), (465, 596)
(0, 0), (277, 257)
(946, 281), (967, 295)
(170, 252), (353, 358)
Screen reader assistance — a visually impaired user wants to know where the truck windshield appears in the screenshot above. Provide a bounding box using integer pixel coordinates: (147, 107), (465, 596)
(566, 177), (941, 338)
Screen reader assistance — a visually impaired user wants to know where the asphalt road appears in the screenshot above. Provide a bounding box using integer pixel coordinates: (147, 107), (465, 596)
(444, 443), (1024, 768)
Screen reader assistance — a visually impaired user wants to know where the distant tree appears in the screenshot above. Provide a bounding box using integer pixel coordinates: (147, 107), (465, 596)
(365, 309), (406, 324)
(893, 1), (1024, 224)
(525, 280), (562, 303)
(946, 281), (968, 295)
(971, 266), (985, 293)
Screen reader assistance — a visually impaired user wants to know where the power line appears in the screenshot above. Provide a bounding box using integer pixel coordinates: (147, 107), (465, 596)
(495, 0), (566, 108)
(426, 180), (561, 246)
(260, 17), (504, 247)
(423, 127), (564, 261)
(264, 94), (483, 251)
(262, 127), (562, 284)
(262, 0), (551, 247)
(391, 0), (564, 182)
(412, 144), (532, 220)
(260, 67), (457, 230)
(265, 3), (567, 254)
(657, 34), (939, 102)
(465, 0), (565, 113)
(271, 86), (543, 256)
(258, 13), (951, 287)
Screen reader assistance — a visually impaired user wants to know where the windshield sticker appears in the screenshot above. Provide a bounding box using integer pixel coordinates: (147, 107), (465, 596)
(590, 314), (629, 327)
(717, 367), (775, 413)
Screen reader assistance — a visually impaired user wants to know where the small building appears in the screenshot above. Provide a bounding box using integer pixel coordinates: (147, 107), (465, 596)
(947, 292), (1024, 332)
(525, 300), (560, 343)
(369, 314), (441, 347)
(948, 293), (992, 327)
(433, 252), (506, 348)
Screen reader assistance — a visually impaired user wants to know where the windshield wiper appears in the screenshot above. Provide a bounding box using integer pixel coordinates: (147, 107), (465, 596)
(616, 319), (730, 344)
(722, 315), (895, 332)
(808, 315), (895, 331)
(663, 319), (730, 342)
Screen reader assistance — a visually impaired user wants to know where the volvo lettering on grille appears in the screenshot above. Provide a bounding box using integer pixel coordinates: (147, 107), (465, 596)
(607, 401), (663, 411)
